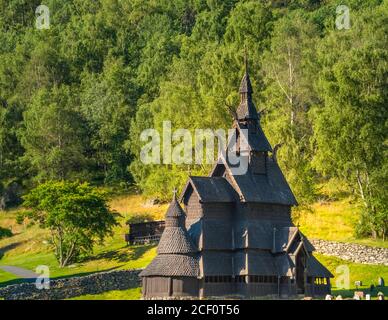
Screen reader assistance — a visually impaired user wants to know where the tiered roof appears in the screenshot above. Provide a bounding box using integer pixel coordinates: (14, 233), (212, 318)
(139, 193), (199, 277)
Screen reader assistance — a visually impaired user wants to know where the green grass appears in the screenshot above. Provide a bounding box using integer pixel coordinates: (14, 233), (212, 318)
(1, 191), (386, 300)
(0, 243), (156, 287)
(68, 287), (142, 300)
(296, 197), (387, 248)
(315, 253), (388, 298)
(0, 194), (163, 287)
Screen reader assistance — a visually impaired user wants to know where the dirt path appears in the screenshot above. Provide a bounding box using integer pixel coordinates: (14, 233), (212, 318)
(0, 266), (38, 279)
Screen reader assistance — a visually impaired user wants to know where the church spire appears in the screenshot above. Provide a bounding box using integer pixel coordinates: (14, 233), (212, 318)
(236, 49), (258, 121)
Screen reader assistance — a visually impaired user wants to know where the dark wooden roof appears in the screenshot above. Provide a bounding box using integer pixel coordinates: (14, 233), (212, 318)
(157, 227), (197, 254)
(140, 194), (199, 277)
(187, 218), (201, 247)
(184, 157), (297, 206)
(275, 255), (294, 277)
(233, 251), (294, 276)
(181, 176), (238, 203)
(307, 256), (334, 278)
(139, 254), (199, 277)
(235, 220), (272, 249)
(239, 72), (253, 94)
(246, 251), (278, 275)
(166, 194), (186, 218)
(274, 227), (299, 252)
(237, 122), (272, 152)
(236, 72), (259, 121)
(228, 158), (298, 205)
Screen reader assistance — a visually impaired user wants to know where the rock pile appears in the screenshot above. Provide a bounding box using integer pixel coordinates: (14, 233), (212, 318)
(310, 239), (388, 266)
(0, 269), (142, 300)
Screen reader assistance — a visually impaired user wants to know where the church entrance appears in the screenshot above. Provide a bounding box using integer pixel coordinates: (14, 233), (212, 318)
(295, 251), (306, 294)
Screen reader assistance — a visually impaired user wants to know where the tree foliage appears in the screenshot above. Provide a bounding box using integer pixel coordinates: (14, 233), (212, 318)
(0, 0), (386, 239)
(23, 181), (118, 267)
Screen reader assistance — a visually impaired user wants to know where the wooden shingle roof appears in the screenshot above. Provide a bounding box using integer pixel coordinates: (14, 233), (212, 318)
(202, 251), (233, 276)
(182, 176), (238, 203)
(139, 254), (199, 277)
(236, 72), (259, 121)
(166, 194), (186, 218)
(157, 227), (197, 254)
(307, 255), (334, 278)
(237, 122), (273, 152)
(228, 159), (298, 205)
(140, 193), (199, 277)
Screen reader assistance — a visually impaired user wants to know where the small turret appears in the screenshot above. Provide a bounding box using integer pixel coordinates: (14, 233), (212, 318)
(236, 51), (259, 121)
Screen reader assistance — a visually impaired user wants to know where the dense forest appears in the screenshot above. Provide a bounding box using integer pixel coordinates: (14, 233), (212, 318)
(0, 0), (386, 239)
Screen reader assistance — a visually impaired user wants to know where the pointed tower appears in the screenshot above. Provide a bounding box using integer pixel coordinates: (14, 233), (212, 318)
(236, 52), (259, 122)
(140, 191), (199, 298)
(233, 52), (272, 175)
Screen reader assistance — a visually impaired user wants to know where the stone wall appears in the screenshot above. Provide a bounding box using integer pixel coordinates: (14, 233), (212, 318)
(0, 269), (142, 300)
(310, 239), (388, 266)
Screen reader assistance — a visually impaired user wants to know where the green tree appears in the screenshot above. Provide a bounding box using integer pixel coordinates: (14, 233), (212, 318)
(80, 57), (133, 184)
(260, 11), (320, 204)
(312, 3), (388, 239)
(23, 181), (118, 267)
(21, 85), (88, 181)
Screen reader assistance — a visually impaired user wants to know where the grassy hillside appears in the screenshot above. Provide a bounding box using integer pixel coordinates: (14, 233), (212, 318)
(295, 179), (387, 248)
(0, 194), (167, 287)
(296, 198), (387, 248)
(0, 192), (386, 300)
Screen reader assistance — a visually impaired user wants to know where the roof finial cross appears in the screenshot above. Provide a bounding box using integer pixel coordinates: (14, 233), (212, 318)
(244, 45), (249, 74)
(173, 188), (178, 199)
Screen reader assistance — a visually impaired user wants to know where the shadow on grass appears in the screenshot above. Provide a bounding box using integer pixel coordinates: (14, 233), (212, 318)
(87, 244), (155, 264)
(0, 244), (155, 288)
(0, 277), (36, 288)
(0, 266), (122, 288)
(0, 242), (26, 260)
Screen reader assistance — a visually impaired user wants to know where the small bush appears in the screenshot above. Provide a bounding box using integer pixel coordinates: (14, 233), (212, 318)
(0, 226), (13, 239)
(16, 211), (27, 225)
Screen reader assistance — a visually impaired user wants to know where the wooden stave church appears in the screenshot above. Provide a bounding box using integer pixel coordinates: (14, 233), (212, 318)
(139, 63), (333, 299)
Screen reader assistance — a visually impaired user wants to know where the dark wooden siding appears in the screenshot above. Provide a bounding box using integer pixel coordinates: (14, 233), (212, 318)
(246, 203), (291, 223)
(143, 277), (199, 298)
(201, 203), (233, 218)
(143, 277), (170, 297)
(185, 190), (203, 228)
(305, 284), (331, 297)
(173, 277), (199, 297)
(201, 203), (233, 250)
(203, 283), (235, 297)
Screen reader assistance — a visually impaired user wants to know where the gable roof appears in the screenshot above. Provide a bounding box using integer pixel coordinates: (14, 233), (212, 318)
(181, 176), (238, 203)
(237, 122), (272, 152)
(274, 227), (298, 253)
(224, 158), (297, 206)
(307, 255), (334, 278)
